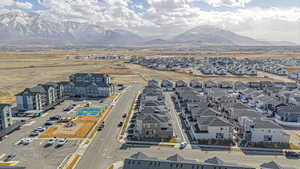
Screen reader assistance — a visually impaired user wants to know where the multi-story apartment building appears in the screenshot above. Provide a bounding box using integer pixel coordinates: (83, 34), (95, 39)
(0, 104), (13, 131)
(16, 86), (47, 111)
(68, 73), (115, 97)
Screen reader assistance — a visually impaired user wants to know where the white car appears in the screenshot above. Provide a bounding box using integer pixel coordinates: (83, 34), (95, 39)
(47, 138), (56, 145)
(35, 127), (46, 132)
(57, 139), (67, 146)
(20, 138), (32, 145)
(179, 141), (187, 149)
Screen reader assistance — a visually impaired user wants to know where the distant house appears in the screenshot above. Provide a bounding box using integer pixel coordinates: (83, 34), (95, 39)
(161, 80), (173, 91)
(219, 81), (233, 89)
(148, 80), (160, 88)
(175, 80), (187, 88)
(190, 80), (203, 91)
(204, 81), (217, 88)
(275, 104), (300, 127)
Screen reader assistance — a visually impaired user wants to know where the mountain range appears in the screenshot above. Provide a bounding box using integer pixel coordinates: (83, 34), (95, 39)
(0, 11), (298, 47)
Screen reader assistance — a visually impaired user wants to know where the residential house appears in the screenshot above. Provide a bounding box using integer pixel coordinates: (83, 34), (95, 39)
(161, 80), (173, 91)
(189, 80), (203, 92)
(275, 104), (300, 127)
(122, 152), (256, 169)
(175, 80), (187, 88)
(204, 81), (217, 88)
(190, 116), (233, 142)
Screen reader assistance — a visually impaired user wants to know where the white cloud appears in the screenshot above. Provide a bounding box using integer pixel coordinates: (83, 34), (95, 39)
(0, 0), (14, 7)
(189, 0), (252, 7)
(147, 0), (188, 9)
(0, 0), (33, 9)
(15, 1), (32, 9)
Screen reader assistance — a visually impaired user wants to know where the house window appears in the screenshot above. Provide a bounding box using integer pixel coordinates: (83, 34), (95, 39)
(161, 127), (168, 131)
(264, 135), (272, 142)
(216, 133), (224, 139)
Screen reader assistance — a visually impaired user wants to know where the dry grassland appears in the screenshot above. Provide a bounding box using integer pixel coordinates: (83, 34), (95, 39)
(1, 49), (299, 104)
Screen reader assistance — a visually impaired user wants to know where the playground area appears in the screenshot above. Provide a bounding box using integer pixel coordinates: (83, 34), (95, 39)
(40, 107), (107, 139)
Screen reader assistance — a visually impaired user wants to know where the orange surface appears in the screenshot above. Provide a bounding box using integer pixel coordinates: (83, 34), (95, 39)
(284, 66), (300, 72)
(0, 162), (13, 166)
(66, 154), (81, 169)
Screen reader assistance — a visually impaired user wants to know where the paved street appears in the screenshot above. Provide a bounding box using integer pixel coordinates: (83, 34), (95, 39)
(164, 92), (189, 143)
(75, 86), (300, 169)
(75, 84), (143, 169)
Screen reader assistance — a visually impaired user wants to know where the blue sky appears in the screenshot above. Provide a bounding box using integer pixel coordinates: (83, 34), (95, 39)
(0, 0), (300, 43)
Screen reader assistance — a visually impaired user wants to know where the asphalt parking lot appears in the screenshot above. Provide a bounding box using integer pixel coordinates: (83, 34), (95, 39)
(0, 89), (121, 169)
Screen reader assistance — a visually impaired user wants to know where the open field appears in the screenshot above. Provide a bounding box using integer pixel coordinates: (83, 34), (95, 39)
(1, 49), (299, 104)
(0, 50), (136, 104)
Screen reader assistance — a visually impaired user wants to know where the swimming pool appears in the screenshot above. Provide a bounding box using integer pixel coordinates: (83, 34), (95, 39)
(76, 108), (102, 116)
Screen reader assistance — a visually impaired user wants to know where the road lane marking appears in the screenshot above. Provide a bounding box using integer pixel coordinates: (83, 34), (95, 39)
(41, 113), (48, 117)
(0, 154), (5, 160)
(23, 121), (36, 126)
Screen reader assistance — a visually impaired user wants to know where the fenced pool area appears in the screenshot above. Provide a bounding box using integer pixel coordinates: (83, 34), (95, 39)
(76, 108), (103, 116)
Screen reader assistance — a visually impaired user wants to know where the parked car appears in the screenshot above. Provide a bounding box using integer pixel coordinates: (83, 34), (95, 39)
(19, 138), (32, 145)
(118, 122), (123, 127)
(285, 151), (300, 158)
(4, 154), (16, 162)
(57, 138), (67, 146)
(47, 138), (56, 145)
(122, 114), (127, 118)
(49, 115), (61, 121)
(44, 120), (56, 126)
(30, 131), (39, 137)
(34, 127), (46, 132)
(179, 141), (187, 149)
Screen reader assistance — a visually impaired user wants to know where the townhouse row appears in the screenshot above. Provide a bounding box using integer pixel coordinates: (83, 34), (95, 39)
(128, 80), (174, 141)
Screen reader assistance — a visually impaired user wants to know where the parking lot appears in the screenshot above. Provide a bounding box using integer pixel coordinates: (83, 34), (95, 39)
(0, 93), (118, 169)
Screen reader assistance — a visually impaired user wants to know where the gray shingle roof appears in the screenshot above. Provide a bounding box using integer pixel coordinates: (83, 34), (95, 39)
(166, 154), (185, 162)
(197, 116), (232, 127)
(260, 161), (295, 169)
(253, 120), (282, 129)
(0, 104), (10, 111)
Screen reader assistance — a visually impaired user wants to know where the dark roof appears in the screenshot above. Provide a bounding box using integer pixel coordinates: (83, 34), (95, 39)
(277, 104), (300, 114)
(253, 120), (282, 129)
(0, 104), (10, 111)
(197, 116), (232, 127)
(27, 86), (47, 93)
(166, 154), (185, 162)
(260, 161), (295, 169)
(204, 157), (226, 165)
(130, 152), (152, 160)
